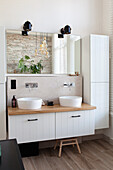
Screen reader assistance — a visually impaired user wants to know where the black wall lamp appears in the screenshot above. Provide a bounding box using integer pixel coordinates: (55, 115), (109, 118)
(22, 21), (32, 36)
(58, 25), (72, 38)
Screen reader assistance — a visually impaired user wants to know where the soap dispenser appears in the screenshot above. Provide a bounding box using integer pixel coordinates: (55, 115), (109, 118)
(12, 95), (17, 108)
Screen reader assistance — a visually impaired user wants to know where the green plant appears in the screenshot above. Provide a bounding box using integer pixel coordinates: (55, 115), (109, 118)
(18, 55), (43, 74)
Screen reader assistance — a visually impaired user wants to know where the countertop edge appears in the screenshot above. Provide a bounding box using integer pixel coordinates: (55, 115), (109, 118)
(8, 103), (96, 116)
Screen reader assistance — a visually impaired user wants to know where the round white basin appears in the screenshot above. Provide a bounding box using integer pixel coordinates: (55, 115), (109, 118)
(17, 97), (42, 110)
(59, 96), (82, 107)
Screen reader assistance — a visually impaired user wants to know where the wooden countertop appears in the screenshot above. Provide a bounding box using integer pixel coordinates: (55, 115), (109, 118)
(8, 103), (96, 116)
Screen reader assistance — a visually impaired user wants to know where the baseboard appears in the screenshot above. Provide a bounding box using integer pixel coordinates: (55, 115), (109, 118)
(39, 137), (82, 149)
(39, 140), (55, 149)
(82, 134), (104, 142)
(103, 135), (113, 145)
(39, 134), (104, 149)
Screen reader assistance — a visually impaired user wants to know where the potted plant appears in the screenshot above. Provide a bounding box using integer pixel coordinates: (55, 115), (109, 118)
(18, 55), (43, 74)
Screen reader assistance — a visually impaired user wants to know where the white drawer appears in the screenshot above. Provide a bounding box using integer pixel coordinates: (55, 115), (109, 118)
(56, 111), (95, 139)
(8, 113), (55, 143)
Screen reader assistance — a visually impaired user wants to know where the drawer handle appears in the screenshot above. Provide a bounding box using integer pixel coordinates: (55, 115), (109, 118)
(28, 119), (38, 121)
(71, 115), (81, 118)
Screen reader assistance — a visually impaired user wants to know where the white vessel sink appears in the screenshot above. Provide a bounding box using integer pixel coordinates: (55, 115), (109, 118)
(59, 96), (82, 107)
(17, 98), (42, 110)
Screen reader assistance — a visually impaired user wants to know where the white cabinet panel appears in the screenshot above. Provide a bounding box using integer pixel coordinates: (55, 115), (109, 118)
(95, 107), (109, 130)
(90, 35), (109, 82)
(56, 111), (95, 139)
(0, 84), (6, 139)
(0, 27), (6, 83)
(91, 83), (109, 129)
(82, 34), (109, 130)
(9, 113), (55, 143)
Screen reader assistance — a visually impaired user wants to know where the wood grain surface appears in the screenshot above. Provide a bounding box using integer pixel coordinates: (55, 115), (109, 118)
(23, 139), (113, 170)
(8, 103), (96, 116)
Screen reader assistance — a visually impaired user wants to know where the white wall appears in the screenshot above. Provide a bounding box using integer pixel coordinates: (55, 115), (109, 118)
(0, 0), (102, 36)
(102, 0), (113, 139)
(102, 0), (113, 35)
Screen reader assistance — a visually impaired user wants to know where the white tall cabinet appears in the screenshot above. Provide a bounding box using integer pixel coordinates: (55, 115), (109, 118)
(0, 26), (6, 139)
(82, 34), (109, 130)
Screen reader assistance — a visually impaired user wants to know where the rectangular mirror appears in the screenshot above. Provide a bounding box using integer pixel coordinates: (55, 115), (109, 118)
(6, 30), (81, 75)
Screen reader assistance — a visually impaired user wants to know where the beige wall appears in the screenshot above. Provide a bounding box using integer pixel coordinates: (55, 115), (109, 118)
(7, 76), (82, 106)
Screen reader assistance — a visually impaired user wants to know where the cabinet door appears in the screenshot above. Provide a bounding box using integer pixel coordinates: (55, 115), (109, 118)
(0, 84), (6, 140)
(56, 111), (95, 139)
(9, 113), (55, 143)
(90, 34), (109, 82)
(91, 83), (109, 129)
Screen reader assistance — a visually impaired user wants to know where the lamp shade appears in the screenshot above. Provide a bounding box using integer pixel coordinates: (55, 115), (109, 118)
(23, 21), (32, 31)
(64, 25), (71, 34)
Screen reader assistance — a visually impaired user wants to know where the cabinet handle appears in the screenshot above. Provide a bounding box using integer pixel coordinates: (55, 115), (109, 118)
(27, 119), (38, 121)
(71, 115), (81, 118)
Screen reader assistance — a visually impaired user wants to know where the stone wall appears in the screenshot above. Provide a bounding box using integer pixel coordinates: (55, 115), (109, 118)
(6, 32), (52, 74)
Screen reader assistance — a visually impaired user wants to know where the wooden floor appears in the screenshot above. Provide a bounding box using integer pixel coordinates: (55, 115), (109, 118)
(22, 139), (113, 170)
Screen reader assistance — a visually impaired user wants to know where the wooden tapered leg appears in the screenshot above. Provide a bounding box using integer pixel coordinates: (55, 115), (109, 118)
(59, 141), (62, 157)
(54, 140), (58, 150)
(73, 144), (75, 147)
(75, 139), (81, 154)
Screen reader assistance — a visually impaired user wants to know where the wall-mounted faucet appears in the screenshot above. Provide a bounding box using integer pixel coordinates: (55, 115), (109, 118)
(25, 83), (38, 88)
(63, 82), (75, 87)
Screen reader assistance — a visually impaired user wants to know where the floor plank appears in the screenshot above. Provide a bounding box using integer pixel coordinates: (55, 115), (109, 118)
(22, 139), (113, 170)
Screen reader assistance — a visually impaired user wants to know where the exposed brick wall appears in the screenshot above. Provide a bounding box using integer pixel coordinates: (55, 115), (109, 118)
(6, 33), (52, 74)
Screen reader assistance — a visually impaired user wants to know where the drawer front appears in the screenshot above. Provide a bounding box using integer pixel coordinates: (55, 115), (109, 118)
(9, 113), (55, 143)
(56, 111), (95, 139)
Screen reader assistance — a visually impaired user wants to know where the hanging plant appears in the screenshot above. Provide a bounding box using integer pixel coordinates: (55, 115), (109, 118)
(18, 55), (43, 74)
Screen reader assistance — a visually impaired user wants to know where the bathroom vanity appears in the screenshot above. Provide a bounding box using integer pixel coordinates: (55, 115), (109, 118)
(0, 26), (109, 143)
(8, 104), (96, 144)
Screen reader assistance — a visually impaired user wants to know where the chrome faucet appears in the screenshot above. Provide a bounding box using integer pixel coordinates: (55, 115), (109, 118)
(63, 82), (75, 87)
(25, 83), (38, 88)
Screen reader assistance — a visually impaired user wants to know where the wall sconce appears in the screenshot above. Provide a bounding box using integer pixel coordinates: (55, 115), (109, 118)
(64, 25), (71, 34)
(58, 25), (72, 38)
(22, 21), (32, 36)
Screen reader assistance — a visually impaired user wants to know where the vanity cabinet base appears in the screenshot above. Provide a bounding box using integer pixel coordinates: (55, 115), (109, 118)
(8, 110), (95, 144)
